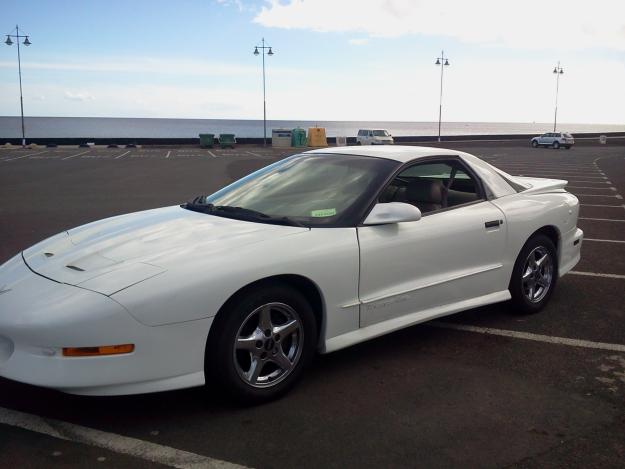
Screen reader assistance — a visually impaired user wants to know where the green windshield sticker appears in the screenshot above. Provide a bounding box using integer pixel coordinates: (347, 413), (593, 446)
(311, 208), (337, 218)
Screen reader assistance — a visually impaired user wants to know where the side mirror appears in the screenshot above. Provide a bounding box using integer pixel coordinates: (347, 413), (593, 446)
(363, 202), (422, 225)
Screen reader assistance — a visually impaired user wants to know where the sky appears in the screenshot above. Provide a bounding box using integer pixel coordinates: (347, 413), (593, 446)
(1, 0), (624, 124)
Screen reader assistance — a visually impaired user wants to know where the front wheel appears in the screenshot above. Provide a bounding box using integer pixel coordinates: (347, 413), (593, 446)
(509, 235), (558, 314)
(552, 141), (560, 149)
(531, 140), (538, 148)
(207, 283), (317, 403)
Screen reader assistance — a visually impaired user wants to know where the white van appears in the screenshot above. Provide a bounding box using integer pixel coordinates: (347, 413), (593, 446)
(356, 129), (394, 145)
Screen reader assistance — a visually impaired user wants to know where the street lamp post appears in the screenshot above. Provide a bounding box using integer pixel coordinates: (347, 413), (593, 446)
(5, 25), (31, 147)
(253, 38), (274, 147)
(434, 50), (450, 143)
(552, 61), (564, 132)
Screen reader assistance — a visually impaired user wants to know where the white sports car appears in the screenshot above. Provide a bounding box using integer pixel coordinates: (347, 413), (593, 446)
(0, 146), (583, 402)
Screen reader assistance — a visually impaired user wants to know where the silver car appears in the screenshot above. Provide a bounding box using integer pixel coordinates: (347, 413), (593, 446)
(531, 132), (574, 149)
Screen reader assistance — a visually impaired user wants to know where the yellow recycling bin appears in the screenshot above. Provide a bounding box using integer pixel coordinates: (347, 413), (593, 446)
(307, 127), (327, 147)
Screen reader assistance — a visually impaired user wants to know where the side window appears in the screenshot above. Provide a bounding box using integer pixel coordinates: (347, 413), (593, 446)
(358, 130), (365, 136)
(379, 161), (482, 214)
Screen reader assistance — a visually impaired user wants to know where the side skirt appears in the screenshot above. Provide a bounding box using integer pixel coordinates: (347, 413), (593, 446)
(322, 290), (511, 354)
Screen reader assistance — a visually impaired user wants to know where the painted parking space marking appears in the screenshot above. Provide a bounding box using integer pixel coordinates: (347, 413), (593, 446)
(584, 238), (625, 244)
(165, 151), (171, 159)
(206, 150), (216, 157)
(3, 150), (48, 162)
(570, 271), (625, 280)
(565, 180), (612, 185)
(580, 204), (625, 208)
(114, 151), (131, 159)
(579, 217), (625, 222)
(62, 150), (91, 160)
(428, 321), (625, 352)
(575, 193), (622, 198)
(516, 174), (607, 180)
(566, 186), (615, 190)
(0, 406), (247, 469)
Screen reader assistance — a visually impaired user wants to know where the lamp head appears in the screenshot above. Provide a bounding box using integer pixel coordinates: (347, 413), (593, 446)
(253, 47), (259, 55)
(268, 47), (273, 56)
(435, 58), (440, 65)
(5, 35), (13, 46)
(23, 36), (31, 46)
(444, 59), (449, 66)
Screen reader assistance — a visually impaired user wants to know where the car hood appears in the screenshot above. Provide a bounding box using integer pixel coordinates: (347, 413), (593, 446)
(22, 206), (308, 295)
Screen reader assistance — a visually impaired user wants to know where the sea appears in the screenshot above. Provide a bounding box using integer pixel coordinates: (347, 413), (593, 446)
(1, 116), (623, 139)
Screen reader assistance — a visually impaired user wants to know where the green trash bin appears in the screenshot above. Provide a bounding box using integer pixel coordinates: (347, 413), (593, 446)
(219, 134), (236, 149)
(291, 128), (307, 147)
(199, 133), (214, 148)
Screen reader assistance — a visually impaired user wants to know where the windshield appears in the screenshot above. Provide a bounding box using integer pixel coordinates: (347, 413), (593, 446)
(373, 130), (390, 137)
(199, 153), (398, 227)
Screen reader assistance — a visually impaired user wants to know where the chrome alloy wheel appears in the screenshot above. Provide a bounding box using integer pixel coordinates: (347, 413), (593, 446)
(522, 246), (554, 303)
(233, 302), (303, 388)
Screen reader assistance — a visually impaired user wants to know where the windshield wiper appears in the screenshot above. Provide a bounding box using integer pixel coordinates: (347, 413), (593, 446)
(182, 195), (215, 213)
(182, 199), (308, 228)
(213, 205), (308, 228)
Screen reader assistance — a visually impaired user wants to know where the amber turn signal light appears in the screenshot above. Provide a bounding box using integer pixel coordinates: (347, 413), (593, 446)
(62, 344), (135, 357)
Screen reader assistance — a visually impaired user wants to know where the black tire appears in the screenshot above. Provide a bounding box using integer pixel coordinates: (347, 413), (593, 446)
(531, 140), (538, 148)
(357, 141), (362, 145)
(509, 234), (558, 314)
(552, 141), (560, 149)
(206, 282), (317, 404)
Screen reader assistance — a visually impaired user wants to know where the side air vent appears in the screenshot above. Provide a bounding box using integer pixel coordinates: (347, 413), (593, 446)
(66, 265), (85, 272)
(44, 252), (54, 257)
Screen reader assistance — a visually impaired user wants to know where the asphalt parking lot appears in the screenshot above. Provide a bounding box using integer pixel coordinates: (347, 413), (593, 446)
(1, 141), (624, 468)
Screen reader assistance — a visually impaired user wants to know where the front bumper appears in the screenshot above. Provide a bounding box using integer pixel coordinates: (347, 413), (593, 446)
(0, 254), (210, 395)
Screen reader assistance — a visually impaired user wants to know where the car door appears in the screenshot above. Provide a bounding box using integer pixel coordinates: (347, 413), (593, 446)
(357, 159), (508, 327)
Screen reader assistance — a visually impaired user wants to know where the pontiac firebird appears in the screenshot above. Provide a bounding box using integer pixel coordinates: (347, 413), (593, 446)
(0, 146), (583, 402)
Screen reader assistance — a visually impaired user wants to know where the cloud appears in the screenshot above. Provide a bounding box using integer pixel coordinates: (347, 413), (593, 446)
(215, 0), (253, 13)
(348, 38), (368, 46)
(64, 90), (95, 101)
(254, 0), (625, 51)
(0, 57), (302, 77)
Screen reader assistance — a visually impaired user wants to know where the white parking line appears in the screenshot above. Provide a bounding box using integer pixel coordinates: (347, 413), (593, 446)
(570, 271), (625, 280)
(114, 150), (131, 159)
(206, 150), (216, 158)
(579, 217), (625, 222)
(246, 151), (261, 157)
(566, 186), (615, 190)
(3, 150), (48, 162)
(428, 321), (625, 352)
(0, 406), (247, 469)
(580, 203), (625, 208)
(517, 174), (607, 180)
(584, 238), (625, 244)
(62, 150), (91, 160)
(165, 151), (171, 159)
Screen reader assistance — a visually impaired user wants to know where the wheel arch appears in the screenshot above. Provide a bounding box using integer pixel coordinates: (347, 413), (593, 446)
(521, 225), (561, 269)
(207, 274), (326, 352)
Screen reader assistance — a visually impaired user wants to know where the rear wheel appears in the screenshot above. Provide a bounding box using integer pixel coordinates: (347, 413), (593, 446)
(509, 235), (557, 314)
(531, 140), (539, 148)
(207, 283), (317, 404)
(552, 141), (560, 149)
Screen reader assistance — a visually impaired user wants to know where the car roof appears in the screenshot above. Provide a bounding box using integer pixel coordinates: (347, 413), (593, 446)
(304, 145), (459, 163)
(303, 145), (519, 199)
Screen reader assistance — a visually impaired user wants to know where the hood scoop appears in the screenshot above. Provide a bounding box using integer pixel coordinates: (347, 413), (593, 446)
(66, 265), (85, 272)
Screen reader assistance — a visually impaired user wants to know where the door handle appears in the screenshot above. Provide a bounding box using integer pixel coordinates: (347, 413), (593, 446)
(485, 220), (503, 228)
